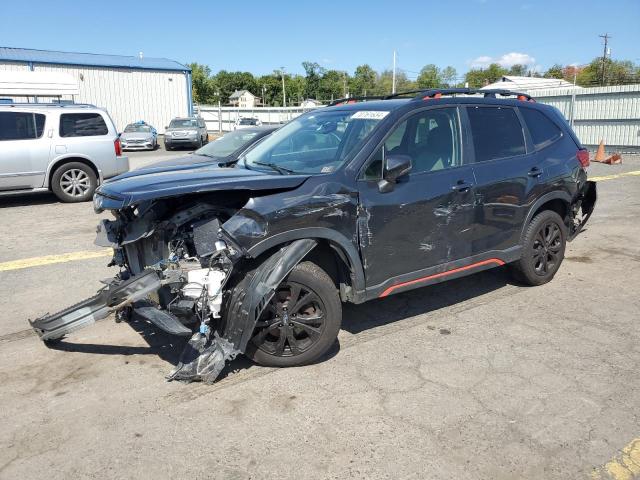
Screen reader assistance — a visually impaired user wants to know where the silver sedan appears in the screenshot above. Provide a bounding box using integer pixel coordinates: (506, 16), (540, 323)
(120, 123), (158, 151)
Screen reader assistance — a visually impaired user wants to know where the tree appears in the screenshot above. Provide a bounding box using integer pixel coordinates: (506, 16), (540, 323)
(319, 69), (345, 101)
(544, 64), (564, 79)
(373, 69), (415, 95)
(350, 64), (377, 96)
(464, 63), (508, 88)
(416, 64), (441, 89)
(440, 66), (458, 87)
(302, 61), (325, 100)
(213, 71), (258, 104)
(507, 64), (529, 76)
(188, 62), (214, 104)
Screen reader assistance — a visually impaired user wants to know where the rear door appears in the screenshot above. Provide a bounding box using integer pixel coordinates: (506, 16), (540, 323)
(357, 106), (477, 288)
(54, 111), (114, 172)
(464, 105), (544, 253)
(0, 111), (50, 190)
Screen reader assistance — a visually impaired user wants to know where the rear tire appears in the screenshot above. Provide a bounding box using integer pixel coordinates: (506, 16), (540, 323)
(510, 210), (567, 286)
(51, 162), (97, 203)
(238, 261), (342, 368)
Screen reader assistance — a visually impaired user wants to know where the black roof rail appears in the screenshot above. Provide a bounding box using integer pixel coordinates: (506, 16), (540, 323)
(326, 88), (535, 107)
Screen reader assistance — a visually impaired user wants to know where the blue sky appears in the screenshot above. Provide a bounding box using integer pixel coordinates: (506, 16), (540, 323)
(3, 0), (639, 79)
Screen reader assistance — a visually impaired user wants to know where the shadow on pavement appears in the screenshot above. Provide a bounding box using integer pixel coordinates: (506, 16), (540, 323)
(47, 267), (513, 380)
(0, 192), (59, 208)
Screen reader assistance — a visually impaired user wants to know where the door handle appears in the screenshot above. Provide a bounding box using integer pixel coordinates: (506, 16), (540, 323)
(528, 167), (543, 178)
(451, 181), (473, 193)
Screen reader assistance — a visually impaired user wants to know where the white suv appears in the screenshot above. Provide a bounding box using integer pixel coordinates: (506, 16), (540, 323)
(0, 104), (129, 202)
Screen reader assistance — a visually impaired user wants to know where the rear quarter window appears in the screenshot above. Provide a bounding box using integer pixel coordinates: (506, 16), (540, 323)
(59, 113), (108, 137)
(467, 106), (525, 162)
(519, 107), (562, 150)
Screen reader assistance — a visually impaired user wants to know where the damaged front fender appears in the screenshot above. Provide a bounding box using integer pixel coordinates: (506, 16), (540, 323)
(166, 238), (318, 383)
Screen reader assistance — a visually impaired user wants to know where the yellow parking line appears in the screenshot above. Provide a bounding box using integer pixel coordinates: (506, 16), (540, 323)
(590, 170), (640, 182)
(0, 249), (112, 272)
(592, 438), (640, 480)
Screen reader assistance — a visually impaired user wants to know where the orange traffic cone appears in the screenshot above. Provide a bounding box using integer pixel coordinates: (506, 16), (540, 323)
(594, 139), (606, 162)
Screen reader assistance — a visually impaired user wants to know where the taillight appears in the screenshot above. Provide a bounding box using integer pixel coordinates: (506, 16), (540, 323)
(577, 149), (590, 169)
(114, 137), (122, 156)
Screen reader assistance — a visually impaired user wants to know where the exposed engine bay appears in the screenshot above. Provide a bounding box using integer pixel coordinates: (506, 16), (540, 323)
(30, 195), (319, 384)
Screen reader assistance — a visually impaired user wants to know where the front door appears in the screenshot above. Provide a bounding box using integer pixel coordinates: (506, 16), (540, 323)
(357, 106), (476, 289)
(0, 111), (49, 190)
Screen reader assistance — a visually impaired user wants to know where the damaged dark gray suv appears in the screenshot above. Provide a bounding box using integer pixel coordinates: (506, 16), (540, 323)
(31, 88), (597, 383)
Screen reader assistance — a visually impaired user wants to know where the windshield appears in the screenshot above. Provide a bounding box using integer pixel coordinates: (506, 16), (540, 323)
(243, 109), (387, 174)
(195, 130), (260, 158)
(239, 118), (257, 125)
(124, 124), (152, 133)
(169, 119), (198, 128)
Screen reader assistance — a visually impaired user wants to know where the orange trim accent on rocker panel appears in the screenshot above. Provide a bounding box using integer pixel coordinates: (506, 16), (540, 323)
(378, 258), (506, 298)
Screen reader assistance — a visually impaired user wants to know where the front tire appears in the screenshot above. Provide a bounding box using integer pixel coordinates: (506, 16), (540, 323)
(511, 210), (567, 286)
(243, 261), (342, 368)
(51, 162), (97, 203)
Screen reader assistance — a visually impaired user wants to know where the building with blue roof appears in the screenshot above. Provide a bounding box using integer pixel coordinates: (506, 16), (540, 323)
(0, 47), (193, 133)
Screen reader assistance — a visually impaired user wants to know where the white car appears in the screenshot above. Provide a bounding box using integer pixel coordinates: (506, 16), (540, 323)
(0, 103), (129, 202)
(234, 117), (261, 130)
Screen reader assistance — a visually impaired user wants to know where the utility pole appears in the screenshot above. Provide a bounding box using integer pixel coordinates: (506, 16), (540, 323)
(599, 33), (611, 86)
(392, 50), (397, 94)
(343, 72), (348, 97)
(262, 85), (266, 107)
(217, 90), (222, 133)
(280, 67), (287, 108)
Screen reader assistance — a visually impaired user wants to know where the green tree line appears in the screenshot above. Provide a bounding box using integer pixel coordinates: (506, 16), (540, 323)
(189, 56), (640, 106)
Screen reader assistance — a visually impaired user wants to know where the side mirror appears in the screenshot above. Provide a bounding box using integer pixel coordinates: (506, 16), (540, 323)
(378, 154), (412, 193)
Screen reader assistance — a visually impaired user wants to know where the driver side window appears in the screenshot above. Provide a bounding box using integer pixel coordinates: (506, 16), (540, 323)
(361, 107), (461, 180)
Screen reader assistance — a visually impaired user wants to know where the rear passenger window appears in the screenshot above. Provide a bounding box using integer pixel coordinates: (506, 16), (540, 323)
(520, 108), (562, 150)
(467, 107), (525, 162)
(59, 113), (108, 137)
(0, 112), (46, 141)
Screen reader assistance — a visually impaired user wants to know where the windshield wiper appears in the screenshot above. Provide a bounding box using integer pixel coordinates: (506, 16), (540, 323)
(252, 161), (296, 175)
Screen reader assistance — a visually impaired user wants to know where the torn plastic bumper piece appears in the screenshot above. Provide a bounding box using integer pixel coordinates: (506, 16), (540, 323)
(167, 238), (318, 384)
(29, 269), (161, 342)
(167, 332), (239, 384)
(569, 180), (597, 241)
(134, 300), (192, 336)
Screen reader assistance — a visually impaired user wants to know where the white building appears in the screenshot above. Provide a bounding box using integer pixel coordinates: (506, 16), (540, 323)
(228, 89), (259, 108)
(0, 46), (192, 133)
(481, 75), (582, 92)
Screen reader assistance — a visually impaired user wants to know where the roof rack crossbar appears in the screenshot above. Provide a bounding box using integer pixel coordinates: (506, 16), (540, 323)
(0, 103), (97, 108)
(327, 95), (387, 107)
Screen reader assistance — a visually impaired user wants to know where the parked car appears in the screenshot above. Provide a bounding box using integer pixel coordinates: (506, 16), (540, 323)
(164, 117), (208, 150)
(32, 88), (596, 384)
(130, 126), (277, 173)
(0, 103), (129, 202)
(234, 117), (261, 130)
(120, 121), (157, 151)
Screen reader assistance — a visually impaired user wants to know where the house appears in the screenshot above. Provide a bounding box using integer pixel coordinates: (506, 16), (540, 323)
(228, 89), (260, 108)
(0, 46), (192, 134)
(480, 76), (582, 92)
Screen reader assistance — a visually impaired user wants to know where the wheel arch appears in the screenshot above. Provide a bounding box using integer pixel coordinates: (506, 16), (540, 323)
(520, 191), (572, 243)
(46, 156), (101, 189)
(245, 228), (366, 302)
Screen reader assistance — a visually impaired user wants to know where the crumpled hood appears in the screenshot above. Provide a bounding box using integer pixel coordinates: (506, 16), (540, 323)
(96, 165), (310, 209)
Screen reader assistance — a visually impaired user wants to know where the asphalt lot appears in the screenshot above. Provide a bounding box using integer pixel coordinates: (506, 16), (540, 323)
(0, 149), (639, 479)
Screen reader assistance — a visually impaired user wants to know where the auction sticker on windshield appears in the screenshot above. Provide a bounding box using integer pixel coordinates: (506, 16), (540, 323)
(351, 111), (390, 120)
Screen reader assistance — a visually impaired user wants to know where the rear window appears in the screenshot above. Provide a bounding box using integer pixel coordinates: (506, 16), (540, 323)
(59, 113), (108, 137)
(0, 112), (46, 141)
(467, 106), (526, 162)
(520, 107), (562, 150)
